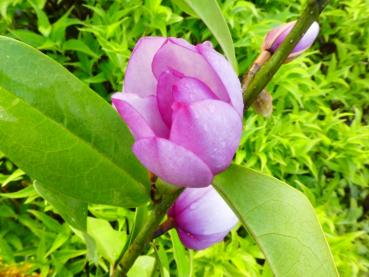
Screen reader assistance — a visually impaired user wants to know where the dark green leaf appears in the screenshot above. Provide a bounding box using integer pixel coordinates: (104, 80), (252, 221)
(0, 36), (149, 207)
(213, 165), (338, 277)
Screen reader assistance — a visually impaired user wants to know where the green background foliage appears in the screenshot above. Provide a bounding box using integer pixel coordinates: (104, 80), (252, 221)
(0, 0), (368, 276)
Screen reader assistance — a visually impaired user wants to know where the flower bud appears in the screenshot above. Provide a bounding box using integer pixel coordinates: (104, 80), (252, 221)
(112, 37), (243, 188)
(262, 21), (320, 61)
(168, 186), (238, 250)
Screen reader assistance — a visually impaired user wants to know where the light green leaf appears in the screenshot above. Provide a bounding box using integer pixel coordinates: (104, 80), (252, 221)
(182, 0), (237, 71)
(172, 0), (197, 17)
(127, 256), (156, 277)
(0, 36), (149, 207)
(170, 229), (192, 277)
(213, 165), (338, 277)
(63, 39), (99, 58)
(1, 168), (24, 187)
(87, 217), (126, 264)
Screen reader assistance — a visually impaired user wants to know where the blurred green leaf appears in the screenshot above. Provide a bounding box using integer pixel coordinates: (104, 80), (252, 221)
(182, 0), (237, 71)
(1, 168), (24, 187)
(0, 36), (150, 207)
(63, 39), (99, 58)
(171, 0), (197, 17)
(127, 255), (156, 277)
(213, 165), (338, 277)
(87, 217), (126, 264)
(170, 229), (192, 277)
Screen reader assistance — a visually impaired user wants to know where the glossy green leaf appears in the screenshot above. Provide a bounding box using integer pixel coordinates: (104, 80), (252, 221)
(0, 36), (149, 207)
(182, 0), (237, 71)
(213, 165), (338, 277)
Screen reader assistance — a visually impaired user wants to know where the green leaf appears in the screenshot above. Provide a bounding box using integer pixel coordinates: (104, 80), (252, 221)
(87, 217), (126, 264)
(1, 168), (25, 187)
(182, 0), (237, 71)
(213, 165), (338, 277)
(0, 36), (149, 207)
(169, 229), (192, 277)
(34, 182), (88, 231)
(127, 256), (156, 277)
(172, 0), (197, 17)
(63, 39), (99, 58)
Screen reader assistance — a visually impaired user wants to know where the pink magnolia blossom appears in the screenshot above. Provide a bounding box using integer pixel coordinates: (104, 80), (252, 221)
(168, 186), (238, 250)
(112, 37), (243, 188)
(263, 21), (320, 60)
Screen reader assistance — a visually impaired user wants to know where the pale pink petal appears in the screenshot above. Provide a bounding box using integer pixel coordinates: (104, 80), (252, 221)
(174, 187), (238, 235)
(170, 100), (242, 173)
(124, 37), (166, 97)
(152, 39), (230, 102)
(133, 137), (213, 187)
(168, 186), (211, 217)
(112, 93), (169, 139)
(197, 44), (244, 116)
(172, 77), (217, 104)
(156, 70), (183, 126)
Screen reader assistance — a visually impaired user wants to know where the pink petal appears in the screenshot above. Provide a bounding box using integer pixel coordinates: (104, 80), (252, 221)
(172, 77), (217, 104)
(170, 100), (242, 174)
(174, 187), (238, 235)
(152, 39), (229, 102)
(197, 44), (244, 117)
(263, 21), (295, 51)
(124, 37), (166, 97)
(169, 186), (212, 217)
(177, 228), (230, 250)
(133, 137), (213, 188)
(156, 70), (183, 127)
(112, 93), (169, 139)
(289, 22), (320, 59)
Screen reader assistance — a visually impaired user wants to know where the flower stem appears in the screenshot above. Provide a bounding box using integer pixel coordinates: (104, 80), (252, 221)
(118, 181), (183, 276)
(243, 0), (330, 110)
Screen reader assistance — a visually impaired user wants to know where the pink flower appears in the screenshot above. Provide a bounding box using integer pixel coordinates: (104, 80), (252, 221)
(263, 21), (320, 61)
(112, 37), (243, 188)
(168, 186), (238, 250)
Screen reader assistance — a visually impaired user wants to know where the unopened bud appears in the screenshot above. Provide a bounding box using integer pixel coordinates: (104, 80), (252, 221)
(263, 21), (320, 61)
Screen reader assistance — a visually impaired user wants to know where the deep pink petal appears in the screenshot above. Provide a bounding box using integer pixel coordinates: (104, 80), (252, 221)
(133, 138), (213, 188)
(174, 187), (238, 235)
(152, 39), (229, 102)
(197, 44), (244, 116)
(112, 93), (169, 139)
(172, 77), (217, 104)
(170, 100), (242, 174)
(177, 228), (230, 250)
(124, 37), (166, 97)
(156, 70), (183, 126)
